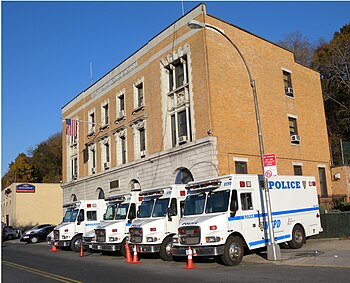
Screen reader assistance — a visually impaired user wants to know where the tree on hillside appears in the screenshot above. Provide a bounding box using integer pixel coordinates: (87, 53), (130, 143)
(1, 132), (62, 188)
(30, 132), (62, 183)
(277, 31), (315, 67)
(1, 153), (40, 188)
(312, 23), (350, 142)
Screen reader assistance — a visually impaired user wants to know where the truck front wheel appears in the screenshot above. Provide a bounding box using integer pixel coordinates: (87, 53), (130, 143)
(288, 224), (305, 249)
(70, 235), (82, 252)
(221, 236), (244, 266)
(159, 236), (173, 261)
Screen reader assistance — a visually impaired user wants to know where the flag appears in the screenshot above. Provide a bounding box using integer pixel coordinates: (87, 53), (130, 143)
(66, 119), (78, 137)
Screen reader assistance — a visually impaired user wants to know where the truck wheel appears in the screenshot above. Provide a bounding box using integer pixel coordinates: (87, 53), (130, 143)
(30, 237), (39, 244)
(120, 238), (126, 257)
(288, 225), (305, 249)
(159, 236), (173, 261)
(6, 235), (14, 241)
(221, 236), (244, 266)
(70, 235), (82, 252)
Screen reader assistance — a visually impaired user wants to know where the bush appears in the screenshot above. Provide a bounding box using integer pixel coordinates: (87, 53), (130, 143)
(334, 202), (350, 212)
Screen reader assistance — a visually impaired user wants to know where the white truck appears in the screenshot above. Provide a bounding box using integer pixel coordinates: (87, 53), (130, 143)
(128, 185), (187, 261)
(85, 191), (142, 255)
(53, 199), (107, 252)
(172, 174), (322, 265)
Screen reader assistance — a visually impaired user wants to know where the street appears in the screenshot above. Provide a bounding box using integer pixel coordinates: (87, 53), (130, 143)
(2, 239), (350, 283)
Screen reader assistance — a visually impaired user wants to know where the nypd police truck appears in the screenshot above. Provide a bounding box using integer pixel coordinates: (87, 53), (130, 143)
(172, 174), (322, 265)
(128, 185), (187, 261)
(86, 191), (142, 255)
(53, 199), (107, 252)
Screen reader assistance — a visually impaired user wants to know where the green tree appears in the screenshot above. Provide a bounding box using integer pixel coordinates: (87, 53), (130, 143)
(30, 132), (62, 183)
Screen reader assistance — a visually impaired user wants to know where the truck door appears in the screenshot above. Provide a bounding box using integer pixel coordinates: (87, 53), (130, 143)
(239, 191), (265, 249)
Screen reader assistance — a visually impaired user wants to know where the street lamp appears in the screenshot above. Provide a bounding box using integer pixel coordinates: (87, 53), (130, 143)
(188, 20), (281, 261)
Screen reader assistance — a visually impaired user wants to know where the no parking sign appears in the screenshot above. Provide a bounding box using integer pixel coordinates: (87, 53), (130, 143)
(263, 153), (277, 179)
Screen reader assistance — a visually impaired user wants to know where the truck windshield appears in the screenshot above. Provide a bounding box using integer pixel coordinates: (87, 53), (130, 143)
(205, 190), (230, 213)
(138, 200), (154, 218)
(184, 193), (205, 216)
(115, 203), (129, 220)
(104, 203), (120, 220)
(152, 198), (170, 217)
(63, 209), (79, 222)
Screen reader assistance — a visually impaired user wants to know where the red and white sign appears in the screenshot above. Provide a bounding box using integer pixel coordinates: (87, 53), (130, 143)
(263, 153), (277, 179)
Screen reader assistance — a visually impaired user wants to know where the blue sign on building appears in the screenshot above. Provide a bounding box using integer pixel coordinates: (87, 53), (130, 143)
(16, 184), (35, 193)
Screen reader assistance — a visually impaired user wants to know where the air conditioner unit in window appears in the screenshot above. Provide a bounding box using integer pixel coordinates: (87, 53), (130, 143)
(88, 126), (95, 136)
(285, 87), (294, 96)
(140, 150), (146, 157)
(104, 162), (110, 170)
(73, 174), (77, 180)
(179, 136), (188, 143)
(290, 135), (301, 143)
(91, 167), (96, 174)
(118, 110), (125, 118)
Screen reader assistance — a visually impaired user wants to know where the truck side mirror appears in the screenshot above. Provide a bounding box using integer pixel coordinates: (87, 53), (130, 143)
(230, 199), (238, 212)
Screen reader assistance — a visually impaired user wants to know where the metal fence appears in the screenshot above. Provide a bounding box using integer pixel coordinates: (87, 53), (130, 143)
(315, 212), (350, 238)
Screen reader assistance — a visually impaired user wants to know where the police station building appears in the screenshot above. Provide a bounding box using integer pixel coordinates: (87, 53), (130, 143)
(61, 4), (332, 206)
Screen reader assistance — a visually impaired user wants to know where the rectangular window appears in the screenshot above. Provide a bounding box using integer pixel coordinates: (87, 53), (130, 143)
(110, 180), (120, 190)
(171, 114), (176, 147)
(103, 104), (109, 125)
(318, 167), (328, 197)
(175, 62), (184, 88)
(289, 117), (298, 135)
(105, 143), (110, 163)
(293, 165), (303, 176)
(288, 116), (300, 144)
(178, 110), (187, 138)
(121, 136), (126, 164)
(240, 193), (253, 210)
(235, 161), (248, 174)
(136, 83), (144, 108)
(87, 211), (97, 221)
(89, 112), (95, 134)
(139, 128), (145, 152)
(119, 94), (125, 112)
(283, 70), (293, 97)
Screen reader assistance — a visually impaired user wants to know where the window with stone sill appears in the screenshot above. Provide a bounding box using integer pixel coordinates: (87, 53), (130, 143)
(116, 90), (126, 119)
(133, 80), (144, 110)
(88, 111), (95, 135)
(283, 70), (294, 97)
(115, 129), (127, 166)
(101, 102), (109, 128)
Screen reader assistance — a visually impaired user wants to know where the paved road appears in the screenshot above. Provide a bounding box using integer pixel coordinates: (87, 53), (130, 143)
(2, 239), (350, 283)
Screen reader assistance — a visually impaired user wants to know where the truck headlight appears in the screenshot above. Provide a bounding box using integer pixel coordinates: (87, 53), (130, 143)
(146, 237), (157, 242)
(109, 237), (117, 242)
(172, 237), (179, 244)
(205, 236), (221, 243)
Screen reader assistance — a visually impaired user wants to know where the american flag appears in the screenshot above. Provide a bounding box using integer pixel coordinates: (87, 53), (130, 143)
(66, 119), (78, 137)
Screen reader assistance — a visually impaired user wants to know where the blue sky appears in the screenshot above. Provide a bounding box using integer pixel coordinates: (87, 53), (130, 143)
(2, 1), (350, 177)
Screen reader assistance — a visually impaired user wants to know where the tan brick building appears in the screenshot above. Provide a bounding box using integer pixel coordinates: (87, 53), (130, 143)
(61, 4), (332, 205)
(1, 183), (63, 228)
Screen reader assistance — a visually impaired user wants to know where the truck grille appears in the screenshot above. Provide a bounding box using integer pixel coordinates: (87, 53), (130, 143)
(83, 236), (93, 243)
(53, 230), (59, 241)
(95, 229), (106, 242)
(129, 228), (143, 243)
(178, 226), (201, 245)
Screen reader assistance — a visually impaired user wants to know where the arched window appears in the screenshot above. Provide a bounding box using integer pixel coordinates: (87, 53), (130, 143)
(175, 168), (194, 184)
(129, 179), (141, 191)
(97, 188), (105, 199)
(71, 194), (77, 201)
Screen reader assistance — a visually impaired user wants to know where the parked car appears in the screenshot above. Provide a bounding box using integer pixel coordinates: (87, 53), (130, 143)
(20, 225), (56, 244)
(2, 226), (21, 241)
(23, 224), (52, 235)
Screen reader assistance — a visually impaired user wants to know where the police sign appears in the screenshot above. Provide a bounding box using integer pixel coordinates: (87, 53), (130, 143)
(268, 180), (301, 190)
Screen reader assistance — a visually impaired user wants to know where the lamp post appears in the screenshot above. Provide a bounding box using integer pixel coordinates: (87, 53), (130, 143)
(188, 20), (281, 261)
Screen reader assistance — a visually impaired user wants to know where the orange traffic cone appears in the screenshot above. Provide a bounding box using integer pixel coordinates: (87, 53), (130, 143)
(183, 247), (197, 269)
(125, 240), (132, 263)
(131, 244), (139, 264)
(80, 241), (84, 257)
(51, 245), (57, 252)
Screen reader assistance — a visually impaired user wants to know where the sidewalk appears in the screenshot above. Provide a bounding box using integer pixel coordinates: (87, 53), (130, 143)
(243, 238), (350, 268)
